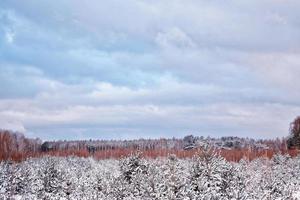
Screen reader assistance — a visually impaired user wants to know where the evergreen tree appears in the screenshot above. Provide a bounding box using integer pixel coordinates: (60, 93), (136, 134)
(189, 145), (235, 200)
(158, 154), (188, 200)
(38, 157), (65, 199)
(118, 152), (149, 198)
(0, 161), (13, 197)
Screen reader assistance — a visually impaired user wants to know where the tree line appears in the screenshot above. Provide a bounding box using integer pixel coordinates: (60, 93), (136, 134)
(1, 115), (300, 162)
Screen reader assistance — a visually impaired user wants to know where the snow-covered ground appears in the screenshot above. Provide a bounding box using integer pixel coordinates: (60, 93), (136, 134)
(1, 150), (300, 200)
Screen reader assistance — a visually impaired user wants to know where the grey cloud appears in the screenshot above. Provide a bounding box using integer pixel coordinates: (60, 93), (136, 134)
(1, 99), (298, 140)
(0, 0), (299, 139)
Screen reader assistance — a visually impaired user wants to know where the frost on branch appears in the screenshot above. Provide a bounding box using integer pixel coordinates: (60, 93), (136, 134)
(0, 151), (300, 199)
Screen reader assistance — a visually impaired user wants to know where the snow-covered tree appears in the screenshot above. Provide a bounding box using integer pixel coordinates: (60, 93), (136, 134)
(37, 157), (67, 199)
(156, 155), (188, 199)
(189, 145), (236, 200)
(117, 152), (149, 198)
(264, 154), (295, 199)
(231, 159), (249, 200)
(0, 161), (13, 198)
(0, 153), (300, 199)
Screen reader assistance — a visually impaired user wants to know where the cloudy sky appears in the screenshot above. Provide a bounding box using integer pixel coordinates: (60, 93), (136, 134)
(0, 0), (300, 140)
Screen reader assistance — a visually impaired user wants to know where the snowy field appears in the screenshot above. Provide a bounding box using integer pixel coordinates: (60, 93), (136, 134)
(1, 151), (300, 200)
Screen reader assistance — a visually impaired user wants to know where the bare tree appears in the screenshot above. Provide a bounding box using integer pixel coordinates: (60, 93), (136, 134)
(287, 116), (300, 149)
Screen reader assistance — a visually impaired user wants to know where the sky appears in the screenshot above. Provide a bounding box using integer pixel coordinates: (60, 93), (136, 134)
(0, 0), (300, 140)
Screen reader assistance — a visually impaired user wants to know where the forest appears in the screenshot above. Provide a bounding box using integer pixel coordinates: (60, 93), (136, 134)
(1, 148), (300, 199)
(1, 117), (300, 199)
(0, 129), (295, 162)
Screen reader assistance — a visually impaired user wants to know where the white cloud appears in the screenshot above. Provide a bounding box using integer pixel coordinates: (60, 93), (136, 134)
(0, 0), (300, 139)
(5, 30), (15, 43)
(156, 27), (196, 49)
(0, 73), (297, 139)
(0, 120), (26, 133)
(242, 52), (300, 97)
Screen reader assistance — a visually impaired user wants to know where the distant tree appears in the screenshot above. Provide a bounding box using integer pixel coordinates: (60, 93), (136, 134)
(0, 130), (41, 161)
(287, 116), (300, 149)
(41, 142), (53, 152)
(183, 135), (196, 150)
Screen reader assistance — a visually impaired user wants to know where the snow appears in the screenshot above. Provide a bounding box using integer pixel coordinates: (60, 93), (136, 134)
(1, 152), (300, 199)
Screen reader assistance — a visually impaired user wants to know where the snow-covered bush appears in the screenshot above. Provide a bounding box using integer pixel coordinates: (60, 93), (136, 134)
(0, 153), (300, 199)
